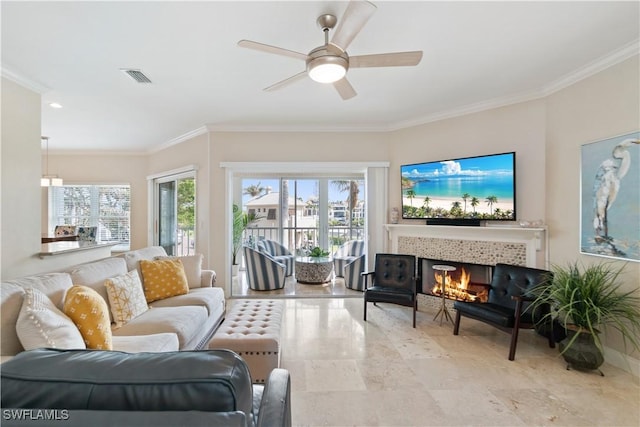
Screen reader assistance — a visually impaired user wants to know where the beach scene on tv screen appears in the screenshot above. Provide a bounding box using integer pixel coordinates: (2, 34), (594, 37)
(401, 152), (515, 220)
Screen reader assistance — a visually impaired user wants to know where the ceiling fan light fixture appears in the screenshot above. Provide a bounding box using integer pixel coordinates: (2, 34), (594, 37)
(307, 55), (347, 84)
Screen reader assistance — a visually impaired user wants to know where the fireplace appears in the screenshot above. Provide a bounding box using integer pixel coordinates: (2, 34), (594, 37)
(385, 224), (548, 311)
(419, 258), (493, 303)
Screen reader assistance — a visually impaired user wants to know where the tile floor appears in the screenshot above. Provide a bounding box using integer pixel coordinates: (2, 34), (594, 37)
(231, 270), (362, 298)
(252, 297), (640, 426)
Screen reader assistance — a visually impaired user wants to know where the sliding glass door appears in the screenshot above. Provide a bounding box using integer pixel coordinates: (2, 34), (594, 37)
(154, 173), (196, 256)
(239, 176), (365, 256)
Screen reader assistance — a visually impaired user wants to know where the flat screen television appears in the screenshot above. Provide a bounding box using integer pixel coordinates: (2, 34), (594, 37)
(401, 151), (516, 224)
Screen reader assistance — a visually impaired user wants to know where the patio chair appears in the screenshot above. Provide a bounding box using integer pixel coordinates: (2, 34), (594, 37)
(343, 254), (366, 291)
(257, 239), (294, 276)
(243, 246), (286, 291)
(332, 240), (365, 277)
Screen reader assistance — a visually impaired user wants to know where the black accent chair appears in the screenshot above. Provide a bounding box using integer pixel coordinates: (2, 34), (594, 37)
(363, 254), (418, 328)
(453, 263), (555, 361)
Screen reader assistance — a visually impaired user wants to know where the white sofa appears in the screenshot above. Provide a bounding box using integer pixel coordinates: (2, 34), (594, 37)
(1, 247), (225, 362)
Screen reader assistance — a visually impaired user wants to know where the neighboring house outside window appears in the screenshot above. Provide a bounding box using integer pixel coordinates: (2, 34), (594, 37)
(49, 184), (130, 250)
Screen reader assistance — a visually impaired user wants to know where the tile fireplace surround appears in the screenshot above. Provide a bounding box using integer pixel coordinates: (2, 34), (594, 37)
(385, 224), (547, 269)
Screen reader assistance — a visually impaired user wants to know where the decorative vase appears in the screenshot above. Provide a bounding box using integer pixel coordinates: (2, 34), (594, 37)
(559, 328), (604, 373)
(232, 264), (240, 277)
(390, 207), (399, 224)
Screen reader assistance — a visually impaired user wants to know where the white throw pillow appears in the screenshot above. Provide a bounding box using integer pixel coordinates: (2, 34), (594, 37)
(16, 287), (86, 350)
(105, 270), (149, 327)
(155, 254), (203, 288)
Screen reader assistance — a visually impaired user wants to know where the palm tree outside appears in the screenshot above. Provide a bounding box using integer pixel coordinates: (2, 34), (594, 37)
(243, 182), (265, 197)
(332, 180), (360, 216)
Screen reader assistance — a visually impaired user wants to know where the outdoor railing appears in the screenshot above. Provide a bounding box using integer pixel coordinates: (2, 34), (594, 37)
(244, 226), (365, 255)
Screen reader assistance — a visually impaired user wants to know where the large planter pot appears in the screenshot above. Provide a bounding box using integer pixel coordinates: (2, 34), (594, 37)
(559, 327), (604, 373)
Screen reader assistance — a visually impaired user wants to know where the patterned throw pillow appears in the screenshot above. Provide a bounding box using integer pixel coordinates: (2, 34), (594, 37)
(139, 259), (189, 303)
(16, 287), (86, 351)
(63, 285), (113, 350)
(154, 254), (203, 288)
(105, 270), (148, 327)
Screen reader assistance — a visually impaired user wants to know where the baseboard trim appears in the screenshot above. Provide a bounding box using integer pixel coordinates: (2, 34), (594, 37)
(604, 346), (640, 378)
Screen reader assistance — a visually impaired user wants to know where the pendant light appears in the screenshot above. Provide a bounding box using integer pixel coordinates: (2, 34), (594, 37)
(41, 136), (63, 187)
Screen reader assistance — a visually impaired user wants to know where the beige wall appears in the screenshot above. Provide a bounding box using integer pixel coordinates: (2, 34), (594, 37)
(389, 99), (547, 225)
(546, 56), (640, 357)
(1, 78), (44, 279)
(147, 132), (211, 266)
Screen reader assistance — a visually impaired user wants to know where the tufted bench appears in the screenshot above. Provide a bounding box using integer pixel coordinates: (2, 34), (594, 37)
(208, 299), (283, 383)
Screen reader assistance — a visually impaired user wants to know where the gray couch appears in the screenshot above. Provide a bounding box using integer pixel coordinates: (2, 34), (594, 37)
(1, 348), (291, 427)
(1, 246), (225, 361)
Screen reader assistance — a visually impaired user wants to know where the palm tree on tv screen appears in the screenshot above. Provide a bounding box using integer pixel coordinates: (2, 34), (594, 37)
(485, 195), (498, 215)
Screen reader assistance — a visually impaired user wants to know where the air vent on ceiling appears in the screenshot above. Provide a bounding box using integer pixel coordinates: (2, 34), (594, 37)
(120, 69), (152, 84)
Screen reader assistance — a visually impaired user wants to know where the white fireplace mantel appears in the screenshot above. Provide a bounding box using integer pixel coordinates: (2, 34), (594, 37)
(385, 224), (548, 268)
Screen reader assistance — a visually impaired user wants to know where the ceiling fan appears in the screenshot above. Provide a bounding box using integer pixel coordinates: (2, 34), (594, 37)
(238, 0), (423, 100)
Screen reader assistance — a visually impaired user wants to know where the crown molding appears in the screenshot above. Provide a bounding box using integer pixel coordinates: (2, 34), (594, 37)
(1, 66), (50, 94)
(148, 126), (209, 153)
(205, 123), (384, 133)
(389, 89), (546, 131)
(386, 40), (640, 132)
(542, 39), (639, 96)
(46, 150), (148, 156)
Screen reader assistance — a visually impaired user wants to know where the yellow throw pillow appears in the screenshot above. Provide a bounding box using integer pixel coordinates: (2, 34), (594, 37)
(140, 259), (189, 303)
(63, 285), (113, 350)
(105, 270), (148, 327)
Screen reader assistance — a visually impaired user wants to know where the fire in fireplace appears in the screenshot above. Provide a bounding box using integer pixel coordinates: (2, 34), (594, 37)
(419, 258), (493, 303)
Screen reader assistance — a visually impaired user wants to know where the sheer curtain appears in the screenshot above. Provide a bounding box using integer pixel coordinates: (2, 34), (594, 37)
(365, 165), (389, 270)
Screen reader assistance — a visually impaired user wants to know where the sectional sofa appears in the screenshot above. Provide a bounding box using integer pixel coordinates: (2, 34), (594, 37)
(1, 246), (225, 361)
(0, 247), (292, 426)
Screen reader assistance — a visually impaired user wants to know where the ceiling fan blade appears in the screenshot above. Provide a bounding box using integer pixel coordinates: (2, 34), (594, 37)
(333, 78), (357, 100)
(238, 40), (308, 61)
(329, 0), (377, 52)
(350, 51), (423, 68)
(264, 71), (308, 92)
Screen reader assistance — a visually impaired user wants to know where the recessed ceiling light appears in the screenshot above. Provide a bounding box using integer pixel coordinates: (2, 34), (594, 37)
(49, 102), (63, 109)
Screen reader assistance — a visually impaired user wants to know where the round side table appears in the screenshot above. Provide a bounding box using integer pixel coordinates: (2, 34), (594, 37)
(433, 264), (456, 326)
(295, 256), (334, 284)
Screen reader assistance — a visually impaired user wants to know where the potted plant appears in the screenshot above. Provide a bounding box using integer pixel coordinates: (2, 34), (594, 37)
(232, 204), (261, 275)
(531, 262), (640, 373)
(308, 246), (329, 258)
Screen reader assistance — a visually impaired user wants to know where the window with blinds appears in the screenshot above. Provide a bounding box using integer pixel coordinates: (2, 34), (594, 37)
(49, 185), (130, 245)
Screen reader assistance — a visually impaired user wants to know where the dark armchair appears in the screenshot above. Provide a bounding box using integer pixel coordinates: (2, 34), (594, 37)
(453, 263), (555, 360)
(363, 254), (418, 327)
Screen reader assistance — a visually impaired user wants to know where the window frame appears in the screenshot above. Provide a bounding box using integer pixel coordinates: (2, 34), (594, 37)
(48, 183), (131, 250)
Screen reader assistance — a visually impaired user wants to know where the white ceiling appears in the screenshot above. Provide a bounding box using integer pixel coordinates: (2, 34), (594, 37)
(2, 1), (639, 153)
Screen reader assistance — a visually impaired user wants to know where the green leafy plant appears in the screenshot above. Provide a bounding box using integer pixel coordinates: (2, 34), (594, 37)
(531, 262), (640, 353)
(232, 204), (262, 265)
(308, 246), (329, 258)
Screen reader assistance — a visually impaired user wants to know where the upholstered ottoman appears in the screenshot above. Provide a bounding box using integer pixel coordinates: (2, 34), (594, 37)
(208, 300), (283, 383)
